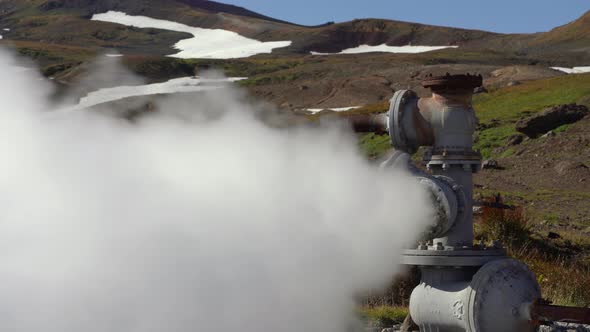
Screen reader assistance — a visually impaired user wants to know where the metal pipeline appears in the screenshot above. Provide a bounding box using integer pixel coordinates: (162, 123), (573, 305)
(344, 73), (590, 331)
(345, 113), (389, 134)
(530, 300), (590, 326)
(348, 74), (548, 332)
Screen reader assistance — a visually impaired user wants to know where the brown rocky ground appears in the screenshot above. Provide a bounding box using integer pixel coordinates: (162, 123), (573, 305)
(474, 115), (590, 258)
(246, 54), (563, 110)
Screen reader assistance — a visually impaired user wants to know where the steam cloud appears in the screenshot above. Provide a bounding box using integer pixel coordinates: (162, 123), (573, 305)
(0, 49), (431, 332)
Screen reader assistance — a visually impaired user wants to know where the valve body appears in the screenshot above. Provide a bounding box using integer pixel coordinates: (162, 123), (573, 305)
(381, 75), (541, 332)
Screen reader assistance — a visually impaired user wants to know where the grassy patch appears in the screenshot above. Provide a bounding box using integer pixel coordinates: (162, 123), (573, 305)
(553, 124), (570, 134)
(500, 148), (515, 158)
(515, 248), (590, 307)
(474, 73), (590, 123)
(472, 73), (590, 158)
(474, 124), (515, 159)
(359, 133), (391, 159)
(241, 71), (303, 86)
(357, 306), (408, 326)
(476, 197), (590, 306)
(475, 205), (531, 249)
(542, 213), (560, 225)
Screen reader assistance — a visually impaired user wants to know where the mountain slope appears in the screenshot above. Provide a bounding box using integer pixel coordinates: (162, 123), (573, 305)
(174, 0), (303, 26)
(0, 0), (588, 103)
(0, 0), (517, 53)
(2, 0), (589, 58)
(530, 10), (590, 52)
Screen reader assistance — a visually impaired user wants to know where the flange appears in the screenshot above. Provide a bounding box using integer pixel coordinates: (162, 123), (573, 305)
(467, 259), (541, 332)
(422, 73), (483, 91)
(388, 89), (420, 153)
(402, 248), (506, 267)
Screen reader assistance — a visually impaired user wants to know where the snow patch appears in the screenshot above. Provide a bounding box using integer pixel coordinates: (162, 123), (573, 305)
(2, 28), (9, 31)
(311, 44), (458, 55)
(72, 76), (246, 110)
(551, 66), (590, 74)
(0, 35), (3, 40)
(306, 106), (361, 114)
(105, 54), (124, 57)
(91, 11), (292, 59)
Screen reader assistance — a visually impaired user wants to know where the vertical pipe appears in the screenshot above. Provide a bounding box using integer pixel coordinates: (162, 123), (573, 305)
(432, 166), (474, 247)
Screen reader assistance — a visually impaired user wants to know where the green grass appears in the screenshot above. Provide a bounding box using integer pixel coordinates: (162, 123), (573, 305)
(474, 125), (516, 159)
(357, 306), (408, 326)
(341, 73), (590, 159)
(359, 133), (391, 159)
(500, 148), (516, 158)
(472, 73), (590, 158)
(473, 73), (590, 123)
(554, 124), (571, 134)
(543, 213), (560, 224)
(476, 201), (590, 306)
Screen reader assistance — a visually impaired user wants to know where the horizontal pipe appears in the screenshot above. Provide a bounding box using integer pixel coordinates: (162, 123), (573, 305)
(343, 113), (388, 134)
(532, 302), (590, 325)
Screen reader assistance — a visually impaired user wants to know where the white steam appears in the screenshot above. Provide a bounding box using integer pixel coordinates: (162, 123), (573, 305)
(0, 49), (431, 332)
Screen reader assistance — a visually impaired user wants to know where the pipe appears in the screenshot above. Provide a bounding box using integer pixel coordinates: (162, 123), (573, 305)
(377, 74), (543, 332)
(348, 73), (585, 331)
(345, 113), (389, 134)
(410, 259), (541, 332)
(530, 301), (590, 325)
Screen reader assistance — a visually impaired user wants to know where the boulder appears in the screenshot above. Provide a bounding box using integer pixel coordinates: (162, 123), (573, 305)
(482, 159), (500, 169)
(473, 86), (488, 94)
(515, 104), (589, 138)
(506, 134), (524, 146)
(554, 161), (589, 176)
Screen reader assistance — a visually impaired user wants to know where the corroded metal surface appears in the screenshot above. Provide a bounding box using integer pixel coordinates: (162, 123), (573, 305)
(422, 73), (483, 91)
(531, 301), (590, 325)
(345, 113), (389, 134)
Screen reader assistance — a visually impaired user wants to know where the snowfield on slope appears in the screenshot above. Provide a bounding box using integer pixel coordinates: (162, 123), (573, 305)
(73, 76), (246, 110)
(91, 11), (291, 59)
(551, 66), (590, 74)
(311, 44), (458, 55)
(305, 106), (361, 114)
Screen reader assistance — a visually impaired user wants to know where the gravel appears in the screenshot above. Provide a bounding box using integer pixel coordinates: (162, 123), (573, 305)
(539, 322), (590, 332)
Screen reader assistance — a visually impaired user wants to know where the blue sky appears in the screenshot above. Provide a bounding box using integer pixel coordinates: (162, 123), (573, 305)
(221, 0), (590, 33)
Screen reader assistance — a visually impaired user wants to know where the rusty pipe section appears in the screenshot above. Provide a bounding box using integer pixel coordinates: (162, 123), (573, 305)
(381, 74), (546, 332)
(530, 300), (590, 325)
(344, 113), (389, 134)
(345, 73), (587, 332)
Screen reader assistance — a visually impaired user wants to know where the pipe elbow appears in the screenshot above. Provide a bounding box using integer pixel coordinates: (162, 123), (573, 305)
(417, 175), (467, 241)
(388, 90), (434, 154)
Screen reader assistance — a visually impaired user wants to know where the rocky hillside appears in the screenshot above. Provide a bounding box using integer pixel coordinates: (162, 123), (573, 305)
(1, 0), (589, 58)
(530, 10), (590, 52)
(0, 0), (588, 111)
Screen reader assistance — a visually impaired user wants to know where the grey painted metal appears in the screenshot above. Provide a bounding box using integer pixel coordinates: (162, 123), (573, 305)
(381, 151), (466, 241)
(431, 166), (474, 247)
(428, 105), (478, 153)
(416, 175), (459, 240)
(383, 74), (541, 332)
(402, 248), (506, 266)
(410, 259), (540, 332)
(424, 100), (479, 247)
(388, 90), (419, 154)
